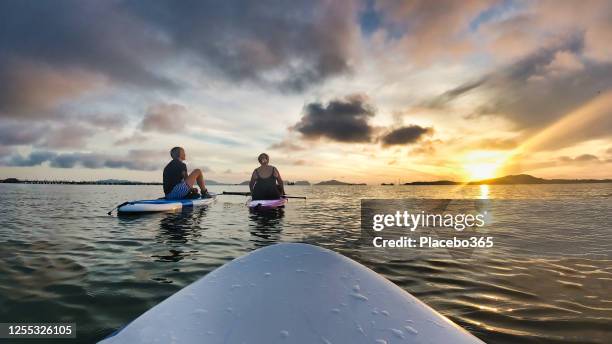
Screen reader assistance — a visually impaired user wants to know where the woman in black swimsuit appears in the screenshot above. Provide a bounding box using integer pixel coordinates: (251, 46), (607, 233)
(249, 153), (285, 200)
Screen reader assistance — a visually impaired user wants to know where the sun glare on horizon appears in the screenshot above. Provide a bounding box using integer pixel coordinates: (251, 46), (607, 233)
(462, 151), (508, 181)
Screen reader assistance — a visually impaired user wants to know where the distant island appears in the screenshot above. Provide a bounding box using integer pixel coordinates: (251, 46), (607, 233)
(238, 180), (311, 185)
(315, 179), (367, 185)
(0, 178), (249, 186)
(0, 178), (162, 185)
(404, 174), (612, 186)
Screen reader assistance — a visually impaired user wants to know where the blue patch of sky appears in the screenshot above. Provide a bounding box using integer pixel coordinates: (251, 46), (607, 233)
(359, 0), (381, 36)
(469, 0), (526, 32)
(358, 0), (404, 40)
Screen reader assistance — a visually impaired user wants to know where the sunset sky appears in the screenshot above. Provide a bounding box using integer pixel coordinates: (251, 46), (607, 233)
(1, 0), (611, 183)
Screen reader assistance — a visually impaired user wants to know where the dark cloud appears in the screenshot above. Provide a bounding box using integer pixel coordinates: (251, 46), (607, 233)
(5, 151), (58, 167)
(0, 122), (45, 145)
(125, 0), (358, 92)
(0, 1), (358, 118)
(1, 150), (164, 171)
(380, 125), (433, 146)
(425, 79), (485, 108)
(559, 154), (601, 164)
(293, 94), (375, 143)
(141, 103), (187, 133)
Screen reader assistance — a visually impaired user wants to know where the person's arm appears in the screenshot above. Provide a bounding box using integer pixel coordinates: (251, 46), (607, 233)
(274, 167), (285, 195)
(249, 170), (257, 193)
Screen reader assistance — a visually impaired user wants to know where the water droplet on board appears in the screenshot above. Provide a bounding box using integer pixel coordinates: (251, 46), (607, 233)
(404, 325), (418, 335)
(391, 329), (404, 338)
(350, 293), (368, 301)
(280, 330), (289, 338)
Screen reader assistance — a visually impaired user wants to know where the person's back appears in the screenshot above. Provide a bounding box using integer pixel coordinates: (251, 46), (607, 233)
(163, 158), (186, 195)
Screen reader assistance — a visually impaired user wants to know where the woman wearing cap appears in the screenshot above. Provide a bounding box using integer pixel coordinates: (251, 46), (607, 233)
(249, 153), (285, 200)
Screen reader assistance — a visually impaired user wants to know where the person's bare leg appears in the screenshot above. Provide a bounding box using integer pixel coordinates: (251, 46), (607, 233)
(196, 172), (206, 191)
(185, 169), (200, 187)
(185, 169), (206, 191)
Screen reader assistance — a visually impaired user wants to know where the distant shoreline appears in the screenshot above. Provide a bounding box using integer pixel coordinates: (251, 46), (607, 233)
(2, 173), (612, 186)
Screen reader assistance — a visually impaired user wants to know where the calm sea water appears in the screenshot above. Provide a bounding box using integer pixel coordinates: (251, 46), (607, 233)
(0, 183), (611, 343)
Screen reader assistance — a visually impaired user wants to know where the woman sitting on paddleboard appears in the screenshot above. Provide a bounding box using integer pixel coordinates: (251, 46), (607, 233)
(249, 153), (285, 200)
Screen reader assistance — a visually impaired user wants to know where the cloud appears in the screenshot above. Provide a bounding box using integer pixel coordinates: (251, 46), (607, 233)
(141, 103), (187, 133)
(426, 34), (612, 149)
(126, 0), (360, 92)
(5, 151), (58, 167)
(40, 124), (94, 149)
(268, 138), (306, 152)
(380, 125), (433, 146)
(293, 94), (376, 143)
(559, 154), (601, 164)
(114, 133), (149, 146)
(0, 0), (359, 118)
(1, 150), (165, 171)
(0, 62), (108, 118)
(372, 0), (493, 63)
(0, 122), (46, 145)
(86, 113), (129, 130)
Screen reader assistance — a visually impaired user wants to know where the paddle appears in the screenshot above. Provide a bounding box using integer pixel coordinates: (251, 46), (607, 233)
(222, 191), (306, 199)
(222, 191), (251, 196)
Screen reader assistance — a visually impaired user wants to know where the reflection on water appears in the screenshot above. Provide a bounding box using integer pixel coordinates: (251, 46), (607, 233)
(480, 184), (489, 199)
(0, 183), (611, 343)
(248, 209), (284, 248)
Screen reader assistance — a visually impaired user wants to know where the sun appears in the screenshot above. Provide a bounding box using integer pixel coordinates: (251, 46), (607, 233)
(464, 162), (499, 180)
(461, 151), (507, 181)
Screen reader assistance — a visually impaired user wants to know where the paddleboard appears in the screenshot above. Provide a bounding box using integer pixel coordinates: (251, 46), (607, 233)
(116, 194), (216, 214)
(100, 243), (484, 343)
(247, 197), (287, 210)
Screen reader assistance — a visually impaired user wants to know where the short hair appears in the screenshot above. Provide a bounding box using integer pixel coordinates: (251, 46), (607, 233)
(258, 153), (269, 163)
(170, 147), (182, 159)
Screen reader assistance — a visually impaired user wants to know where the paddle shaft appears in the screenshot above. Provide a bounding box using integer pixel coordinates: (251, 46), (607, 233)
(222, 191), (306, 199)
